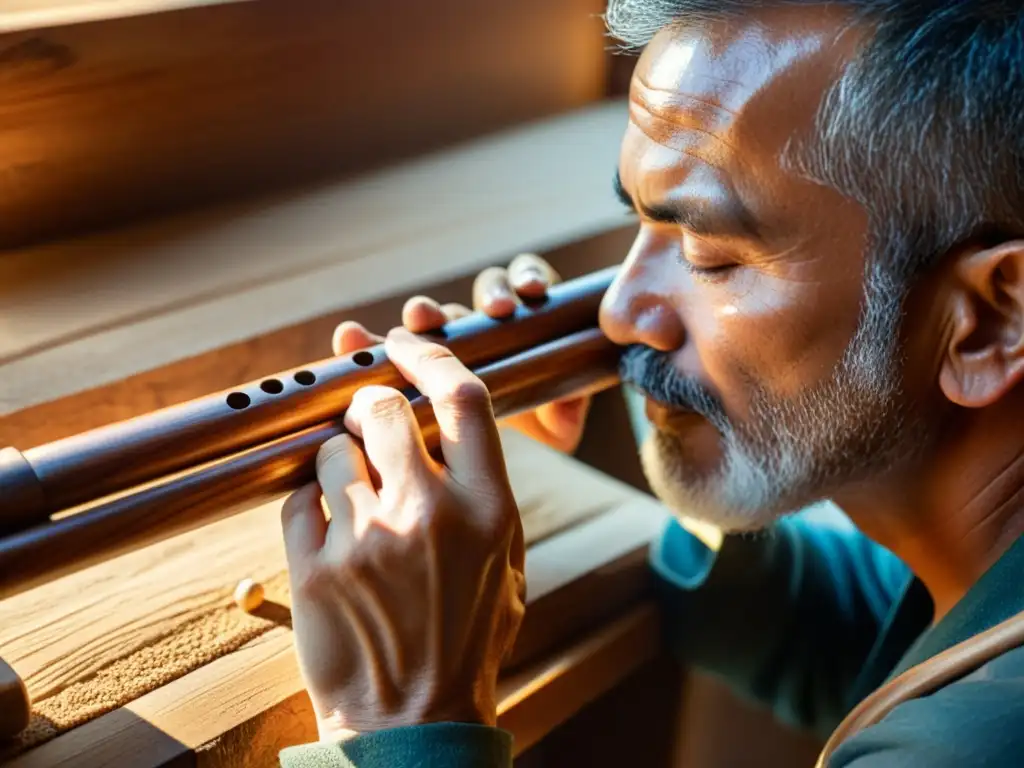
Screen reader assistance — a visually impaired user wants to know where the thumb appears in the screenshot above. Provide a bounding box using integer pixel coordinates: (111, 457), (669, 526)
(316, 434), (378, 561)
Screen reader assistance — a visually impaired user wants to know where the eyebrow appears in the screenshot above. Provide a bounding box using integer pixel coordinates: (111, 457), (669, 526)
(613, 171), (761, 240)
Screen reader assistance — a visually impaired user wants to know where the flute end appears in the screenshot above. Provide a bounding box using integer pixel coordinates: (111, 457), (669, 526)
(0, 447), (49, 538)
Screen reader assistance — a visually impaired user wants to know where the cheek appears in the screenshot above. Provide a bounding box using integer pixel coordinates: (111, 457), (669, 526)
(681, 271), (865, 405)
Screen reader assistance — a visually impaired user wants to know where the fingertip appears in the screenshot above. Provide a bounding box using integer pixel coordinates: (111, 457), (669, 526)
(331, 323), (345, 355)
(333, 321), (375, 354)
(473, 267), (518, 318)
(402, 296), (446, 332)
(509, 270), (548, 298)
(280, 482), (329, 563)
(481, 293), (518, 317)
(280, 482), (321, 530)
(508, 254), (559, 299)
(316, 433), (357, 473)
(282, 481), (320, 512)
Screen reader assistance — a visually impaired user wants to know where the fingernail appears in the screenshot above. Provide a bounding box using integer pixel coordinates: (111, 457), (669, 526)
(488, 285), (514, 304)
(513, 267), (545, 288)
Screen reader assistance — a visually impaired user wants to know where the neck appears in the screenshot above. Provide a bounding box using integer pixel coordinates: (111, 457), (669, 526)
(839, 404), (1024, 623)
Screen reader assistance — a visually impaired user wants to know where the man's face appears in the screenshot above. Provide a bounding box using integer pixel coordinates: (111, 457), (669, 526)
(600, 10), (931, 531)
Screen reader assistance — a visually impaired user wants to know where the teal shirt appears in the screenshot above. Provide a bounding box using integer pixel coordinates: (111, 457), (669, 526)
(279, 507), (1024, 767)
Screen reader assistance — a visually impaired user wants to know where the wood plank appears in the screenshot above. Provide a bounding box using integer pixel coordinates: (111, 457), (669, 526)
(0, 100), (631, 422)
(6, 604), (660, 768)
(496, 604), (660, 757)
(0, 0), (249, 32)
(0, 427), (668, 764)
(0, 0), (610, 249)
(2, 485), (667, 765)
(0, 428), (655, 700)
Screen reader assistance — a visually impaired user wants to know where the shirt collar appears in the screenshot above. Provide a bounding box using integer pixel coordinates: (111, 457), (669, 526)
(886, 532), (1024, 679)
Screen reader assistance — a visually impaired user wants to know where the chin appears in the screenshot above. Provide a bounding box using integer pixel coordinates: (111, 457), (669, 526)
(638, 428), (784, 534)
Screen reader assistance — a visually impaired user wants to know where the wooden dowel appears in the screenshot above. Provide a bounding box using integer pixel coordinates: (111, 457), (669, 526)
(0, 267), (618, 535)
(0, 328), (621, 600)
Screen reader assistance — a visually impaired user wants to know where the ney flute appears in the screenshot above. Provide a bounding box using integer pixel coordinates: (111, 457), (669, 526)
(0, 266), (622, 599)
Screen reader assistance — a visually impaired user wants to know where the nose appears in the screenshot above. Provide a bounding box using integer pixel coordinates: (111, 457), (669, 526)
(599, 230), (686, 352)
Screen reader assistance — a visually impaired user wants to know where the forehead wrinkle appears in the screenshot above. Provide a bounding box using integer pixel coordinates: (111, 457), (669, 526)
(632, 72), (741, 118)
(628, 97), (737, 171)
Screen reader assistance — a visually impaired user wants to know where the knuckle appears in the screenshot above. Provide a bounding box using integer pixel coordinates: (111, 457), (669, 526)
(438, 376), (490, 411)
(367, 390), (410, 421)
(484, 504), (518, 542)
(340, 545), (373, 580)
(316, 434), (356, 473)
(350, 385), (411, 426)
(417, 342), (455, 366)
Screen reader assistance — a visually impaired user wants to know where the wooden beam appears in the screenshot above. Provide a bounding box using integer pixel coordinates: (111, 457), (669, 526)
(0, 100), (632, 428)
(0, 0), (251, 32)
(0, 0), (610, 249)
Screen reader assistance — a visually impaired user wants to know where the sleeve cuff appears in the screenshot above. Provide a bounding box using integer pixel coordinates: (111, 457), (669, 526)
(279, 723), (513, 768)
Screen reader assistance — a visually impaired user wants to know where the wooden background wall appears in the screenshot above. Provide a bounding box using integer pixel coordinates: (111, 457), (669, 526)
(0, 0), (610, 250)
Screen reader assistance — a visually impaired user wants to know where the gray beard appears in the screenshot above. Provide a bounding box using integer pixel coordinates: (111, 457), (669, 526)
(640, 263), (936, 533)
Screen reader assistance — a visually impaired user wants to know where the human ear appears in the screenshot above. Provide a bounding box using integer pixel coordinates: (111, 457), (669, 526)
(939, 241), (1024, 407)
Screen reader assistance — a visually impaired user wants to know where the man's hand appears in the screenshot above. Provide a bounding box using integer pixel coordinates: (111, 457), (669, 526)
(280, 328), (526, 744)
(332, 253), (592, 454)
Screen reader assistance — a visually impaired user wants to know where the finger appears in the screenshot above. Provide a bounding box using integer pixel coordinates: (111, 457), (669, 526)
(507, 253), (561, 299)
(472, 266), (518, 317)
(535, 398), (591, 446)
(316, 434), (378, 558)
(384, 328), (506, 492)
(401, 296), (448, 334)
(342, 385), (435, 494)
(281, 482), (329, 566)
(440, 303), (472, 322)
(332, 321), (383, 356)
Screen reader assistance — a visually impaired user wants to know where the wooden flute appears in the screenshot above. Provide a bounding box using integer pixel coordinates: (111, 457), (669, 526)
(0, 266), (623, 599)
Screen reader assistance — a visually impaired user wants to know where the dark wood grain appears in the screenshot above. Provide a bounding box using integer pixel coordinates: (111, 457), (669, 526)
(0, 0), (609, 250)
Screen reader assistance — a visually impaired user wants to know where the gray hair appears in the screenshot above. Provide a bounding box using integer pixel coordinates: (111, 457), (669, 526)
(605, 1), (1024, 290)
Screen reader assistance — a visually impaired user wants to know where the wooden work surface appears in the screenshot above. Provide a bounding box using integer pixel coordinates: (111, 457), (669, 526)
(0, 0), (610, 249)
(0, 428), (669, 766)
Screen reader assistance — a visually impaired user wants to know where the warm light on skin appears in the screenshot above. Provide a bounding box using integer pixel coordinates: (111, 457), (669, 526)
(678, 515), (724, 551)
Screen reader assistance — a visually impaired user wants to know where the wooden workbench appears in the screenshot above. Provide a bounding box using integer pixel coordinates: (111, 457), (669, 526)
(0, 426), (668, 766)
(0, 98), (682, 765)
